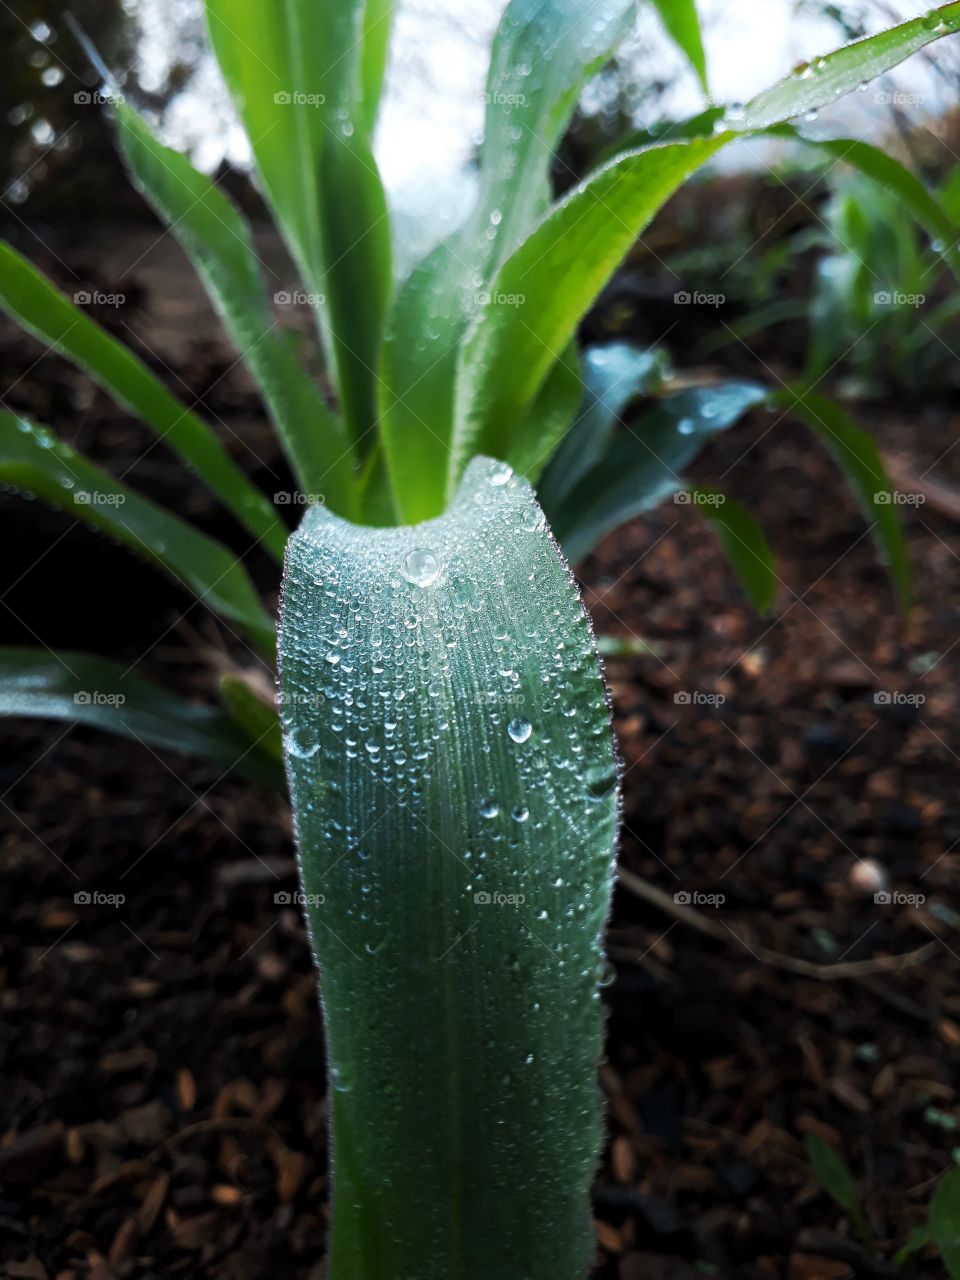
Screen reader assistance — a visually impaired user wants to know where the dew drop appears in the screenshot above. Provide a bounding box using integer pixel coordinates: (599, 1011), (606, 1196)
(401, 546), (440, 587)
(676, 418), (695, 436)
(508, 718), (532, 743)
(480, 797), (500, 819)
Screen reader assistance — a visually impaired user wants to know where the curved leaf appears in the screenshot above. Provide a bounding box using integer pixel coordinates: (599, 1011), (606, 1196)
(545, 381), (767, 563)
(0, 242), (285, 561)
(538, 341), (669, 511)
(204, 0), (391, 449)
(689, 487), (777, 614)
(113, 103), (358, 512)
(0, 412), (276, 655)
(772, 389), (910, 610)
(279, 457), (618, 1280)
(0, 648), (282, 787)
(361, 0), (395, 134)
(651, 0), (709, 95)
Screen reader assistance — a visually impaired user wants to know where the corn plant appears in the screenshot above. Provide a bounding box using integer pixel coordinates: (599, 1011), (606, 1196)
(3, 3), (960, 1276)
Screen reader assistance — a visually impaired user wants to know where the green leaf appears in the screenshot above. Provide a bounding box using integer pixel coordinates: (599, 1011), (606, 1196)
(204, 0), (391, 450)
(893, 1221), (932, 1267)
(0, 412), (276, 656)
(360, 0), (395, 134)
(219, 673), (283, 764)
(477, 0), (639, 268)
(378, 0), (638, 524)
(453, 136), (726, 490)
(650, 0), (709, 95)
(931, 1169), (960, 1278)
(113, 103), (358, 514)
(805, 1134), (860, 1217)
(506, 343), (582, 482)
(772, 389), (910, 611)
(0, 648), (282, 787)
(544, 381), (767, 563)
(689, 487), (777, 614)
(455, 5), (960, 489)
(736, 3), (960, 132)
(279, 457), (618, 1279)
(0, 241), (285, 561)
(538, 342), (669, 511)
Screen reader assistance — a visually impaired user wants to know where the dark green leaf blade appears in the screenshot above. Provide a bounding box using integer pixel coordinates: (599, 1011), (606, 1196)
(0, 648), (282, 787)
(651, 0), (709, 94)
(279, 457), (618, 1279)
(689, 487), (777, 614)
(0, 241), (285, 560)
(773, 389), (911, 610)
(113, 104), (358, 513)
(931, 1168), (960, 1278)
(0, 412), (276, 655)
(805, 1134), (859, 1216)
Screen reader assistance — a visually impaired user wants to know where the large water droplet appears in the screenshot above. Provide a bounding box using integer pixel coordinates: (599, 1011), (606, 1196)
(508, 718), (532, 744)
(480, 797), (500, 819)
(401, 547), (440, 587)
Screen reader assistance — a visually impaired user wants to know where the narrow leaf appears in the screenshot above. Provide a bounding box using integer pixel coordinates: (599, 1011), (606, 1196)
(113, 104), (358, 512)
(545, 382), (767, 563)
(931, 1169), (960, 1278)
(0, 648), (282, 787)
(773, 389), (911, 610)
(737, 3), (960, 132)
(279, 457), (618, 1279)
(0, 412), (276, 655)
(219, 673), (283, 764)
(689, 487), (777, 614)
(805, 1134), (859, 1216)
(650, 0), (709, 95)
(538, 342), (669, 511)
(0, 242), (285, 560)
(360, 0), (395, 133)
(204, 0), (391, 450)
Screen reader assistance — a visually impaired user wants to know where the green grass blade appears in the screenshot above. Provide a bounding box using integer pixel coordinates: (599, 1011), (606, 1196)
(279, 456), (618, 1280)
(361, 0), (394, 133)
(545, 382), (767, 563)
(651, 0), (709, 95)
(506, 343), (582, 481)
(0, 241), (284, 561)
(452, 136), (725, 486)
(0, 412), (276, 655)
(689, 487), (777, 614)
(772, 389), (911, 611)
(114, 104), (358, 512)
(931, 1168), (960, 1278)
(204, 0), (391, 451)
(537, 342), (668, 511)
(737, 3), (960, 132)
(478, 0), (638, 267)
(0, 648), (282, 787)
(219, 673), (283, 764)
